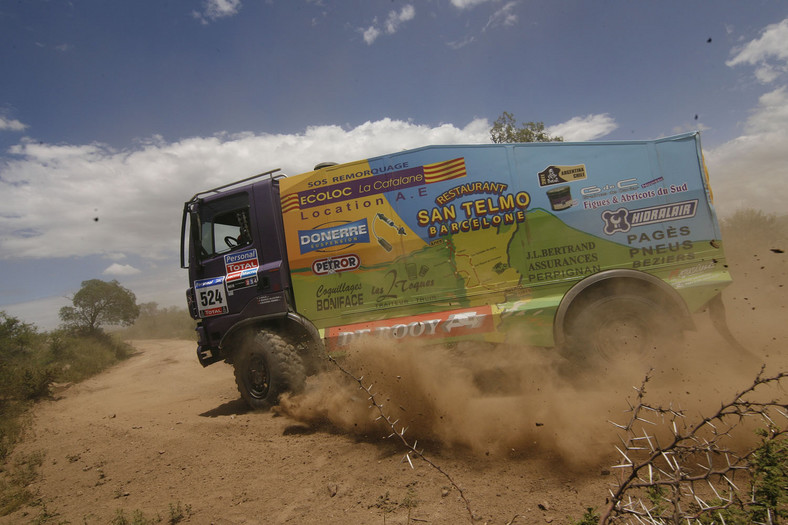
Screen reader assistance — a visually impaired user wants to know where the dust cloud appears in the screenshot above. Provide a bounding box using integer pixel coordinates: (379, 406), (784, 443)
(279, 328), (773, 468)
(279, 214), (787, 468)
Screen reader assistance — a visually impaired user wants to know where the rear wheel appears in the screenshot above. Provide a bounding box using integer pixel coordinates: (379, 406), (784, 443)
(564, 290), (677, 362)
(233, 330), (306, 410)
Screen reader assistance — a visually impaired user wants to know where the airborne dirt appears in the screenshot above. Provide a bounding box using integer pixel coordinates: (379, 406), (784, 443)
(5, 239), (787, 524)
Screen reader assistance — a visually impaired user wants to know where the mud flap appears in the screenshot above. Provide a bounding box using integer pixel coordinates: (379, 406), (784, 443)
(707, 294), (752, 356)
(197, 345), (223, 367)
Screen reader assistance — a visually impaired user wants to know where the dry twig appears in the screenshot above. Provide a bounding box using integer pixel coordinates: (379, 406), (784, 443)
(600, 366), (788, 524)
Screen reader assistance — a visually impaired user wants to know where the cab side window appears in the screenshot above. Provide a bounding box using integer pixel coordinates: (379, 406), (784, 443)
(198, 193), (253, 258)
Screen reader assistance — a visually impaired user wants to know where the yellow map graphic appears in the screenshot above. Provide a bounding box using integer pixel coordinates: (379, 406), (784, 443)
(448, 223), (522, 295)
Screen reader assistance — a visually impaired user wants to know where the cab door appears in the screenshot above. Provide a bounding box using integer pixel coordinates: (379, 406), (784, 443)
(189, 191), (256, 320)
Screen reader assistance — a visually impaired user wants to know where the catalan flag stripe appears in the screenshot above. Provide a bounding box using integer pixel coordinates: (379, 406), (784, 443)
(281, 193), (300, 213)
(423, 157), (467, 184)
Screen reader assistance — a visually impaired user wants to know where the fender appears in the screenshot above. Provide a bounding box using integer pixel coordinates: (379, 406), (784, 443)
(220, 310), (323, 356)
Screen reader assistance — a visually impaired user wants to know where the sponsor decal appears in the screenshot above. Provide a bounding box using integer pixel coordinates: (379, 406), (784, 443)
(194, 277), (228, 317)
(624, 226), (695, 265)
(641, 176), (664, 188)
(226, 267), (258, 294)
(327, 306), (494, 347)
(524, 241), (600, 281)
(371, 267), (435, 306)
(667, 261), (717, 284)
(580, 178), (639, 198)
(417, 188), (530, 238)
(312, 254), (361, 275)
(580, 180), (691, 211)
(223, 249), (260, 294)
(282, 159), (467, 212)
(315, 282), (363, 312)
(538, 165), (587, 187)
(669, 261), (715, 279)
(321, 169), (423, 205)
(299, 219), (370, 254)
(224, 248), (259, 274)
(257, 294), (283, 305)
(435, 181), (508, 207)
(601, 200), (698, 235)
(546, 185), (573, 211)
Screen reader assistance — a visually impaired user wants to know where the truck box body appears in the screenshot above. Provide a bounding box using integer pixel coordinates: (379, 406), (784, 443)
(277, 132), (731, 348)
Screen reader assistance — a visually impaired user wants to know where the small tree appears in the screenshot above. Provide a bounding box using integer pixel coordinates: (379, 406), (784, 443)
(59, 279), (140, 334)
(490, 111), (563, 143)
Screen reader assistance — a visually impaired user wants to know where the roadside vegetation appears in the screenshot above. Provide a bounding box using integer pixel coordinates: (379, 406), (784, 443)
(0, 278), (194, 516)
(0, 312), (134, 514)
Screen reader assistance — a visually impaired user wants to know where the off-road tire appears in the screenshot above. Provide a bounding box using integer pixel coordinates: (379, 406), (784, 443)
(283, 335), (325, 377)
(233, 330), (306, 410)
(564, 292), (676, 363)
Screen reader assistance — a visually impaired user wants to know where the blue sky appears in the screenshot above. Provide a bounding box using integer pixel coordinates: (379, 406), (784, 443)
(1, 0), (787, 329)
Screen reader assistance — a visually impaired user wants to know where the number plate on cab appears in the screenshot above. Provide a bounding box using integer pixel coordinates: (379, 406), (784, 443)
(194, 277), (229, 317)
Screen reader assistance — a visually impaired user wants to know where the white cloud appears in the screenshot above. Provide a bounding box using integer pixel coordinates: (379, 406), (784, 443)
(671, 121), (710, 136)
(705, 86), (788, 216)
(547, 114), (618, 142)
(447, 35), (475, 50)
(363, 25), (381, 45)
(451, 0), (493, 9)
(192, 0), (242, 24)
(483, 2), (518, 31)
(447, 1), (519, 48)
(385, 5), (415, 34)
(726, 18), (788, 84)
(103, 263), (141, 276)
(361, 4), (415, 45)
(0, 116), (27, 132)
(1, 295), (69, 331)
(706, 18), (788, 216)
(0, 118), (490, 263)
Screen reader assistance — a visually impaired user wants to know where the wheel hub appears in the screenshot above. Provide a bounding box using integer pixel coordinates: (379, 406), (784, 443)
(248, 356), (270, 398)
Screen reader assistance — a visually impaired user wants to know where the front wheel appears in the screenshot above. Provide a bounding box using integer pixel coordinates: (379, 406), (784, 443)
(233, 330), (306, 410)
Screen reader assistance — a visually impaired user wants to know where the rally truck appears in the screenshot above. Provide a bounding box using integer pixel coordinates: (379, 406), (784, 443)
(180, 132), (733, 409)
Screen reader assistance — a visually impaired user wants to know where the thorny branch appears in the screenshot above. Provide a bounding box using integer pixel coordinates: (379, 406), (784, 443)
(600, 366), (788, 525)
(326, 354), (475, 523)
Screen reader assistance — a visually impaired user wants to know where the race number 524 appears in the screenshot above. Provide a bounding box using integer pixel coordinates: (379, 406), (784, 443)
(194, 277), (228, 317)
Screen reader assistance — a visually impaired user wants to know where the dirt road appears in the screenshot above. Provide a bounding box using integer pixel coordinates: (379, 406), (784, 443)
(5, 241), (787, 524)
(3, 338), (615, 524)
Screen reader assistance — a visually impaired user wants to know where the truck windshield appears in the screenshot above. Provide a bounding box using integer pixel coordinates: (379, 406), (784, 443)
(196, 193), (252, 259)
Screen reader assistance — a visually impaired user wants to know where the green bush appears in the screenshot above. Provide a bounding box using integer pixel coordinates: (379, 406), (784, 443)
(0, 309), (133, 408)
(570, 507), (599, 525)
(52, 331), (132, 383)
(0, 403), (25, 462)
(692, 429), (787, 524)
(749, 428), (788, 523)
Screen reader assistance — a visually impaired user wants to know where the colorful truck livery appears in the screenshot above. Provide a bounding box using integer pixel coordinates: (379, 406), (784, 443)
(181, 132), (732, 409)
